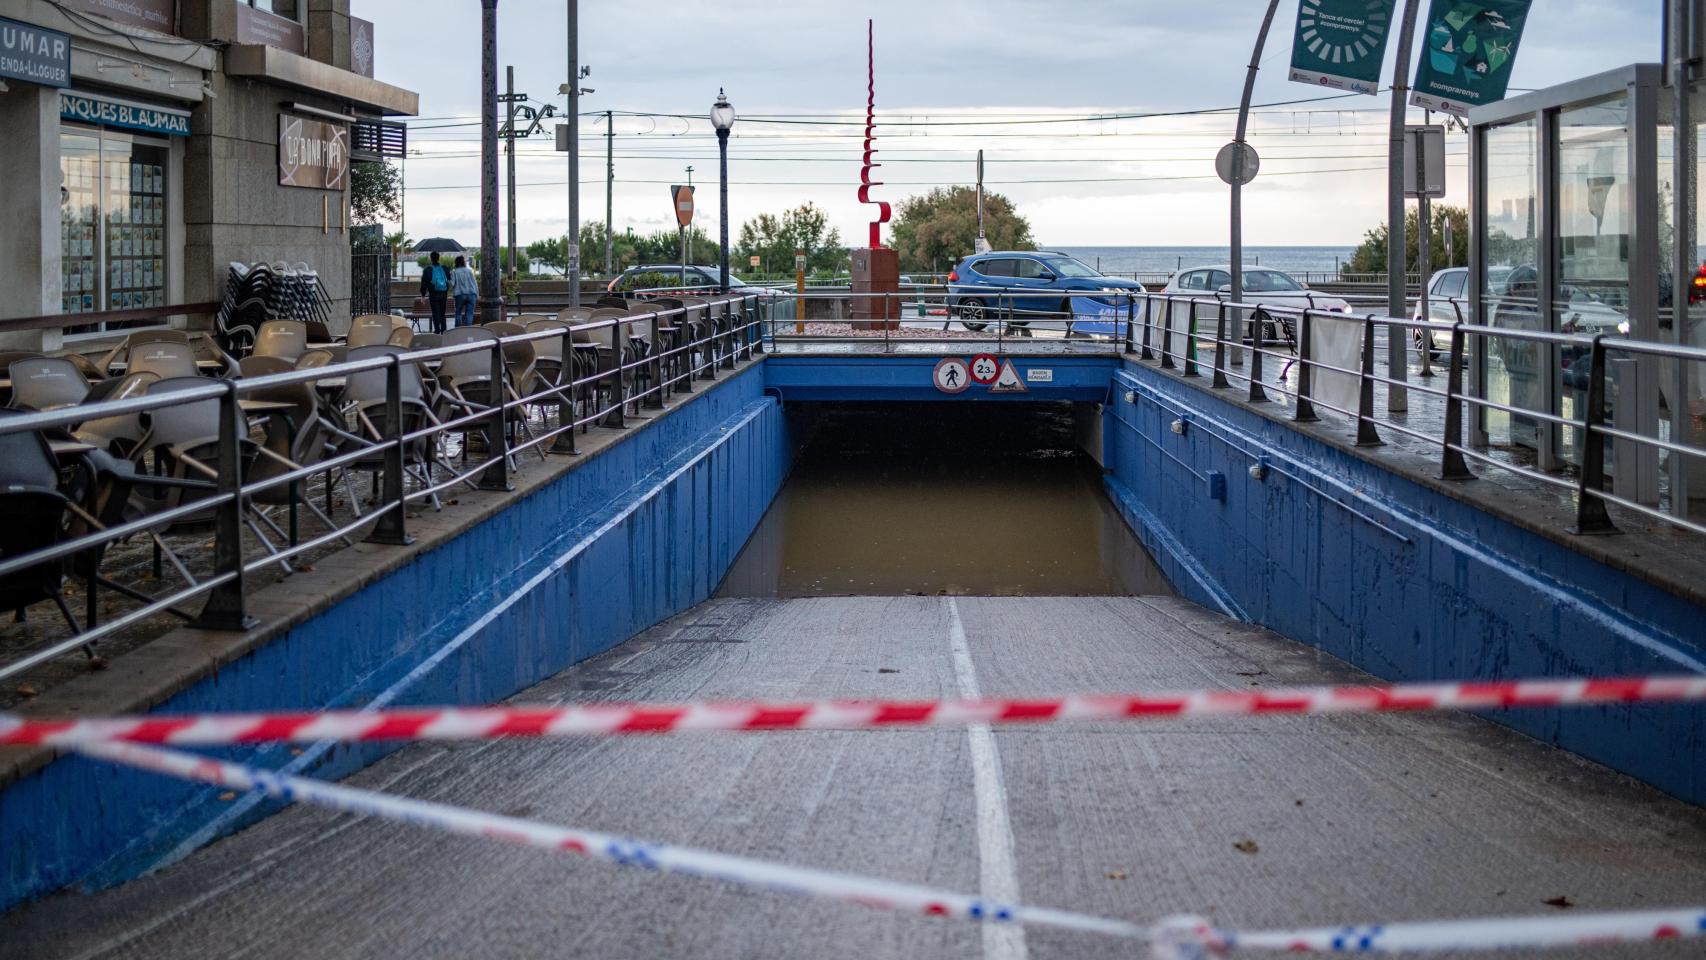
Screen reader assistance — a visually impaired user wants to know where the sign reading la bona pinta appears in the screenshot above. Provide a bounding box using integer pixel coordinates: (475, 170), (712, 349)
(1, 16), (70, 89)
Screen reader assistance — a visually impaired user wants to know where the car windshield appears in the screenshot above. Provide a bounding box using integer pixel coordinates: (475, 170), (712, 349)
(1041, 257), (1100, 278)
(1245, 270), (1303, 292)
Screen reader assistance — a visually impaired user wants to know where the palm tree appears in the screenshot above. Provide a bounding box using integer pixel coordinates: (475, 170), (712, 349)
(385, 231), (411, 278)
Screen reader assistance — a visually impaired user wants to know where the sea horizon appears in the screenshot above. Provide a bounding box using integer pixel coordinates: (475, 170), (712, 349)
(1053, 244), (1360, 278)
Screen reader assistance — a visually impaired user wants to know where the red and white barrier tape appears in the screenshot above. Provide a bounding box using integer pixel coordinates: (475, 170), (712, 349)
(78, 740), (1142, 938)
(1150, 909), (1706, 956)
(76, 742), (1706, 954)
(8, 675), (1703, 748)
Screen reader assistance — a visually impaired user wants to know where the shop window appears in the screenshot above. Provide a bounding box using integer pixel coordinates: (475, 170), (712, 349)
(59, 124), (170, 336)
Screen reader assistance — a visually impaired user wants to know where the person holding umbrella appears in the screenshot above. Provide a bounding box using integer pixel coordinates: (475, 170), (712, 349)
(419, 251), (451, 334)
(413, 237), (465, 334)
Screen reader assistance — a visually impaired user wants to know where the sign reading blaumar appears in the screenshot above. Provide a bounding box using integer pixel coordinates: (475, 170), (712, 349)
(1288, 0), (1397, 95)
(60, 92), (191, 136)
(278, 115), (349, 191)
(0, 17), (70, 89)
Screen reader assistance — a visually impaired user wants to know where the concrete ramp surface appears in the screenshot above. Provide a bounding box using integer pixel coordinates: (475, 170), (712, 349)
(9, 596), (1706, 959)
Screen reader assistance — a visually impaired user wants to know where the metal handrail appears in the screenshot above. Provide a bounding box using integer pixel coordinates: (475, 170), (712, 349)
(0, 294), (766, 683)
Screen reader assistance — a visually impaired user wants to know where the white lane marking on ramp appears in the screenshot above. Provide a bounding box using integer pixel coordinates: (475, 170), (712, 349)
(946, 597), (1029, 960)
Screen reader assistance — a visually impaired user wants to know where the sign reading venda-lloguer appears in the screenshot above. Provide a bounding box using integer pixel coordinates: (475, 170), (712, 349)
(0, 17), (69, 89)
(60, 92), (190, 136)
(278, 115), (349, 190)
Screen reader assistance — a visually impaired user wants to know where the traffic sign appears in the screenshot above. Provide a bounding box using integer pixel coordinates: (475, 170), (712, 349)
(1215, 141), (1260, 185)
(932, 357), (970, 394)
(968, 354), (999, 384)
(988, 360), (1028, 394)
(1403, 125), (1447, 199)
(749, 255), (761, 268)
(670, 184), (695, 227)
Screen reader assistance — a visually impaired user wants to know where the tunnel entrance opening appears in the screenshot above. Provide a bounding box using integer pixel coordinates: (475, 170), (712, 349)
(719, 401), (1173, 598)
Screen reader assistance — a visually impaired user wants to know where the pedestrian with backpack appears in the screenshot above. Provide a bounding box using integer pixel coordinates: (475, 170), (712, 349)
(419, 252), (451, 334)
(450, 256), (479, 327)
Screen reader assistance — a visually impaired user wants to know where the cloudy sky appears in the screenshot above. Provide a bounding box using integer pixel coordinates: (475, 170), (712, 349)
(354, 0), (1665, 251)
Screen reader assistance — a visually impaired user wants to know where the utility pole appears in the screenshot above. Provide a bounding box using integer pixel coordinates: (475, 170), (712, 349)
(565, 0), (581, 307)
(1386, 0), (1423, 413)
(478, 0), (501, 323)
(503, 65), (519, 279)
(605, 109), (614, 275)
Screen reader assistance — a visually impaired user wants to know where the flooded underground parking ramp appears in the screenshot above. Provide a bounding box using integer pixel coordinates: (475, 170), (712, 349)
(717, 401), (1172, 598)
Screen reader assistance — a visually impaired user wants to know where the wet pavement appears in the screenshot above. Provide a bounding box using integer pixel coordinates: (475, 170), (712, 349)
(7, 594), (1706, 959)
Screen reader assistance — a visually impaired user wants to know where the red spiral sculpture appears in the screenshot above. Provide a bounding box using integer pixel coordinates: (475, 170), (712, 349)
(858, 18), (889, 249)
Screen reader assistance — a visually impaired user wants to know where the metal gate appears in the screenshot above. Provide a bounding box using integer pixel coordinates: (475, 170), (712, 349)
(351, 252), (393, 316)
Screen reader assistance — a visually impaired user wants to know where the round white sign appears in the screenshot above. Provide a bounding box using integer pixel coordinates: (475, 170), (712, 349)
(1215, 142), (1261, 186)
(932, 357), (971, 394)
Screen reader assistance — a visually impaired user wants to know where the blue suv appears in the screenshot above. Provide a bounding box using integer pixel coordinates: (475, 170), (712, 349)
(946, 251), (1144, 330)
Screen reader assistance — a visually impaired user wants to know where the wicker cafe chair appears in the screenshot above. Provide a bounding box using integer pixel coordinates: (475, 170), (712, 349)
(9, 357), (91, 412)
(253, 319), (310, 363)
(237, 356), (345, 555)
(329, 345), (463, 513)
(0, 411), (85, 642)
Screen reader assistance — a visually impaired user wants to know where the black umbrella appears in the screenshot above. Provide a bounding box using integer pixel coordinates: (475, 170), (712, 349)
(414, 237), (466, 254)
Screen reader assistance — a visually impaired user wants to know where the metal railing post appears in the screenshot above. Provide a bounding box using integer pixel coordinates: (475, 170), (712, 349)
(677, 309), (695, 395)
(1140, 297), (1155, 361)
(478, 340), (512, 490)
(1183, 302), (1199, 377)
(552, 327), (579, 453)
(1248, 307), (1269, 403)
(702, 314), (719, 381)
(1355, 314), (1383, 446)
(367, 356), (413, 545)
(750, 296), (764, 356)
(1294, 309), (1318, 422)
(1571, 334), (1618, 535)
(193, 382), (256, 631)
(1124, 296), (1135, 355)
(646, 314), (666, 409)
(1441, 321), (1472, 480)
(1212, 302), (1230, 389)
(1159, 299), (1176, 370)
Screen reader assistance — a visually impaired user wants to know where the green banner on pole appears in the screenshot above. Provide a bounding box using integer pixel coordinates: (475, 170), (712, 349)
(1288, 0), (1398, 96)
(1410, 0), (1533, 117)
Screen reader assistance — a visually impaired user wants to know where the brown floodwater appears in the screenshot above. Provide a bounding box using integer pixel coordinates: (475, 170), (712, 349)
(718, 402), (1174, 598)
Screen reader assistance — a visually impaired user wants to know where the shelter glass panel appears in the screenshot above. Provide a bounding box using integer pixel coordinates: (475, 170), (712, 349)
(1481, 116), (1540, 448)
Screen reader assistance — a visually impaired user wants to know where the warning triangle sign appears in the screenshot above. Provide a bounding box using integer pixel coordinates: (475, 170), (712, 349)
(988, 360), (1028, 394)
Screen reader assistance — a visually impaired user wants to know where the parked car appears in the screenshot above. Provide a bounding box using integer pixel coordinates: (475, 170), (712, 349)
(946, 251), (1144, 331)
(1413, 266), (1529, 358)
(607, 264), (774, 296)
(1155, 266), (1352, 346)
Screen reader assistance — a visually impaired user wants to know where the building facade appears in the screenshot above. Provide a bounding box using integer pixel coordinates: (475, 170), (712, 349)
(0, 0), (415, 351)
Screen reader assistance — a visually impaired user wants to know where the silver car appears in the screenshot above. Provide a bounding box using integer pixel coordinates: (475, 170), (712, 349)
(1154, 265), (1352, 347)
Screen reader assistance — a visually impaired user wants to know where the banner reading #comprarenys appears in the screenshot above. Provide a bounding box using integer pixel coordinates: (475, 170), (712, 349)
(1410, 0), (1533, 116)
(1288, 0), (1398, 96)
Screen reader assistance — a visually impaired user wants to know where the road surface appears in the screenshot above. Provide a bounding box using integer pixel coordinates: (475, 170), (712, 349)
(8, 595), (1706, 958)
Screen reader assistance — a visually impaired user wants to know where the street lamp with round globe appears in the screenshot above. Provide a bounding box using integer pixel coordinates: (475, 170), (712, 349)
(711, 89), (735, 292)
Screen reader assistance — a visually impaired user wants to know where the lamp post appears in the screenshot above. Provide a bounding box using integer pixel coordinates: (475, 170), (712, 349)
(711, 89), (735, 293)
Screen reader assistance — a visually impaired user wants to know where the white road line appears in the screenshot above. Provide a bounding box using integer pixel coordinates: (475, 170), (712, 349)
(945, 597), (1029, 960)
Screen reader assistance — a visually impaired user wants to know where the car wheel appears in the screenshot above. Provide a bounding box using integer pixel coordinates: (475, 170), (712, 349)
(957, 299), (989, 332)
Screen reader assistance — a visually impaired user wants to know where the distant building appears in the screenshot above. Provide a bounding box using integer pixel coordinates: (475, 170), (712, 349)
(0, 0), (417, 351)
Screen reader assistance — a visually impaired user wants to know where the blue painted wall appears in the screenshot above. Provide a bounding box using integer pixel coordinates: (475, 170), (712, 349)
(764, 355), (1116, 402)
(1103, 361), (1706, 805)
(2, 363), (791, 910)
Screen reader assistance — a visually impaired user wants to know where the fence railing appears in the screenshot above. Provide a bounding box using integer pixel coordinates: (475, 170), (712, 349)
(0, 293), (765, 684)
(1119, 292), (1706, 540)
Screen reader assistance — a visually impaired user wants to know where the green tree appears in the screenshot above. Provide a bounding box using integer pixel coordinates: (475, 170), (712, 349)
(526, 236), (568, 275)
(350, 160), (403, 224)
(735, 203), (844, 275)
(1344, 204), (1469, 276)
(888, 187), (1033, 274)
(629, 226), (720, 266)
